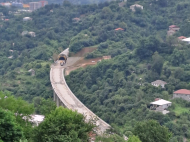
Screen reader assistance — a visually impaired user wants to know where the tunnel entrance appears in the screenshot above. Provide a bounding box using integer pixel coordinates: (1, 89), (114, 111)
(59, 56), (66, 60)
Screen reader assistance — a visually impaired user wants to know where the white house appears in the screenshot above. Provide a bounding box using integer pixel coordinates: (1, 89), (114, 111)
(182, 37), (190, 44)
(29, 115), (44, 126)
(23, 115), (44, 126)
(151, 80), (167, 88)
(28, 32), (36, 37)
(130, 4), (143, 12)
(150, 99), (171, 114)
(23, 17), (32, 21)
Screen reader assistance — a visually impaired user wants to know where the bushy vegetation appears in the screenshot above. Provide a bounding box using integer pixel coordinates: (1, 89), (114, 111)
(1, 0), (190, 141)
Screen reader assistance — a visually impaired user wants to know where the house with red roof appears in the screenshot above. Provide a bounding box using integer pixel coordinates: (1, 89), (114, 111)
(178, 36), (186, 40)
(115, 28), (124, 31)
(173, 89), (190, 101)
(169, 25), (180, 31)
(72, 18), (80, 23)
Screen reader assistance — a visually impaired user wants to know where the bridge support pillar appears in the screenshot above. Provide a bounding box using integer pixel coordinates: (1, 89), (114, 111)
(53, 91), (56, 101)
(56, 95), (60, 107)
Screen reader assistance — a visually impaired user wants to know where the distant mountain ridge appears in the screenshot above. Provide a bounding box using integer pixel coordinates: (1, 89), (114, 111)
(0, 0), (115, 5)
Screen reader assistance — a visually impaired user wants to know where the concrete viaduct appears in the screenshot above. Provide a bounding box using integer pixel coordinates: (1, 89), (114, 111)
(50, 48), (110, 134)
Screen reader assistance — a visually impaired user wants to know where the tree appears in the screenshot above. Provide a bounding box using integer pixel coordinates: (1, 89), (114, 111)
(133, 120), (172, 142)
(151, 52), (164, 75)
(0, 108), (23, 142)
(170, 49), (186, 66)
(33, 97), (56, 116)
(0, 92), (34, 139)
(101, 7), (112, 19)
(128, 135), (141, 142)
(32, 107), (95, 142)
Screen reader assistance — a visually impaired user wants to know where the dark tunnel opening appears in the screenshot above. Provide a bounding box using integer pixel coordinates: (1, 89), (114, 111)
(59, 57), (66, 60)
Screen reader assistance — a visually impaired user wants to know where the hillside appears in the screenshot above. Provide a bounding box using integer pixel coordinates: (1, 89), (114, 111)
(0, 0), (190, 141)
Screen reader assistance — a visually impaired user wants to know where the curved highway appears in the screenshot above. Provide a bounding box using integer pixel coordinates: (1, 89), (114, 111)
(50, 48), (110, 134)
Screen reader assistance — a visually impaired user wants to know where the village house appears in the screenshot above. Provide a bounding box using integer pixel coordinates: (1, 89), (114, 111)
(151, 80), (167, 88)
(130, 4), (143, 12)
(173, 89), (190, 101)
(178, 36), (186, 41)
(169, 25), (180, 31)
(23, 17), (32, 22)
(182, 37), (190, 44)
(102, 56), (111, 60)
(28, 69), (35, 76)
(28, 32), (36, 37)
(167, 29), (175, 36)
(21, 31), (28, 36)
(22, 31), (36, 37)
(72, 18), (80, 23)
(115, 28), (124, 31)
(167, 25), (180, 36)
(150, 99), (172, 114)
(23, 114), (44, 126)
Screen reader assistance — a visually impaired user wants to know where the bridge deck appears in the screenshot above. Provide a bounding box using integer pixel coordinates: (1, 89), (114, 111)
(50, 58), (110, 134)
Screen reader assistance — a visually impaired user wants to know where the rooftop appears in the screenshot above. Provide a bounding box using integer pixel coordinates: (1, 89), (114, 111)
(169, 25), (179, 28)
(182, 37), (190, 42)
(131, 4), (143, 7)
(29, 115), (44, 122)
(150, 99), (171, 106)
(178, 36), (186, 39)
(115, 28), (124, 31)
(73, 18), (80, 21)
(174, 89), (190, 95)
(151, 80), (167, 85)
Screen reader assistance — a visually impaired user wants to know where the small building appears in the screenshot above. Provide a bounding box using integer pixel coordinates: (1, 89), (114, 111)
(167, 30), (175, 36)
(0, 3), (11, 7)
(102, 56), (111, 60)
(151, 80), (167, 88)
(28, 69), (35, 76)
(169, 25), (180, 31)
(72, 18), (80, 23)
(23, 4), (30, 9)
(28, 32), (36, 37)
(115, 28), (124, 31)
(23, 114), (44, 126)
(21, 31), (28, 36)
(23, 17), (32, 21)
(173, 89), (190, 101)
(39, 1), (48, 7)
(130, 4), (143, 12)
(12, 2), (23, 8)
(4, 19), (9, 21)
(150, 99), (172, 114)
(178, 36), (186, 40)
(182, 37), (190, 44)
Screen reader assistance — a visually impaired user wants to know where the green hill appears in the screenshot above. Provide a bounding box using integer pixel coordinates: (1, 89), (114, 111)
(1, 0), (190, 141)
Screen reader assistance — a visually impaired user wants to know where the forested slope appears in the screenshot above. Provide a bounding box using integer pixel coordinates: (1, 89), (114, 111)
(1, 0), (190, 141)
(64, 0), (190, 141)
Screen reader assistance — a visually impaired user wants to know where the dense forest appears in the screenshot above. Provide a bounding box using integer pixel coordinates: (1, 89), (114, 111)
(1, 0), (190, 141)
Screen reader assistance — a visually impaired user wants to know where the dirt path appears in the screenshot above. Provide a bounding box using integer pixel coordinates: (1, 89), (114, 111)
(65, 57), (102, 75)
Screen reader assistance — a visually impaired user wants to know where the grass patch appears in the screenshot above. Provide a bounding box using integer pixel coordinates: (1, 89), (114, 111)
(172, 104), (190, 116)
